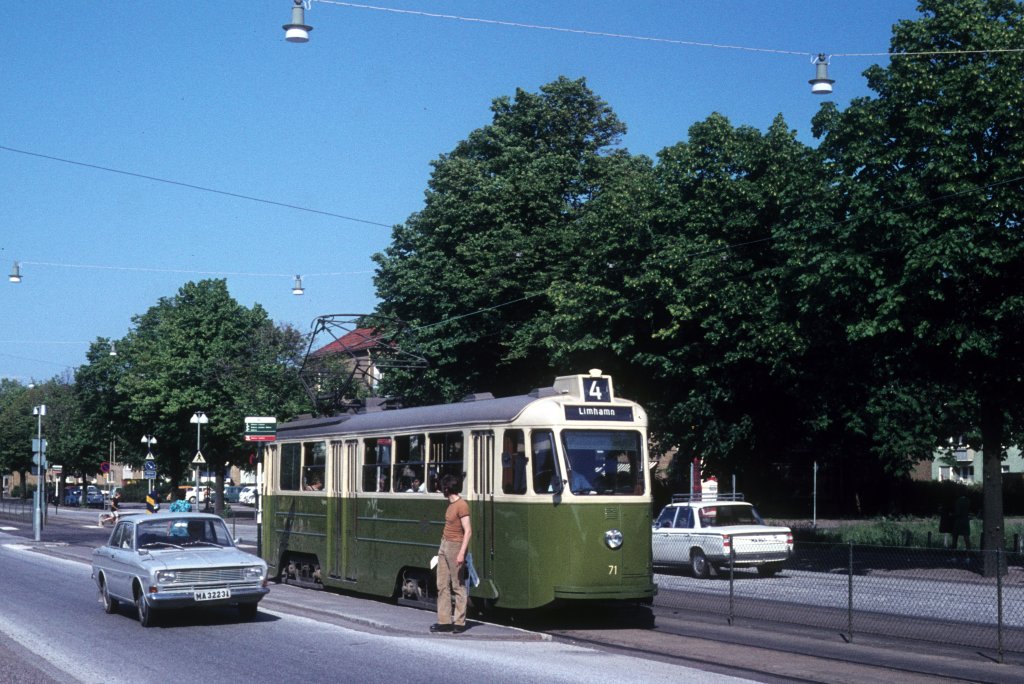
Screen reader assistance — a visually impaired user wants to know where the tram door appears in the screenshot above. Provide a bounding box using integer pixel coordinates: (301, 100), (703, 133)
(329, 440), (345, 580)
(471, 430), (495, 583)
(343, 439), (359, 581)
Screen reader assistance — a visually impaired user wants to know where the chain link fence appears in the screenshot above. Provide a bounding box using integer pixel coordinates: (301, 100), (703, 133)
(655, 541), (1024, 662)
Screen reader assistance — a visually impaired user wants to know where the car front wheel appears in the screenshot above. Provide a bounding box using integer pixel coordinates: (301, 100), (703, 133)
(135, 587), (155, 627)
(691, 549), (711, 579)
(100, 578), (118, 614)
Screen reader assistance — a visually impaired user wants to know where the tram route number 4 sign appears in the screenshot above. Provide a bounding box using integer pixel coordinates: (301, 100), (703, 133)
(245, 416), (277, 442)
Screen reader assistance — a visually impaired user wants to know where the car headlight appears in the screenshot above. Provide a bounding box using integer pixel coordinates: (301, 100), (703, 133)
(604, 529), (623, 550)
(244, 566), (265, 581)
(156, 570), (177, 583)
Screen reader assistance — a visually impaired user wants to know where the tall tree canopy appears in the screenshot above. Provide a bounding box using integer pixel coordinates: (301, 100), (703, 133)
(812, 0), (1024, 567)
(0, 379), (36, 496)
(75, 280), (308, 505)
(373, 77), (651, 404)
(546, 113), (847, 500)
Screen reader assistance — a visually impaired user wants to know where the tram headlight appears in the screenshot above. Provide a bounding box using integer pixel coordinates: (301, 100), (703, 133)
(604, 528), (623, 550)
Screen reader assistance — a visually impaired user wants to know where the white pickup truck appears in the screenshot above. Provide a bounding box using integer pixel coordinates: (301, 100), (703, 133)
(652, 494), (792, 578)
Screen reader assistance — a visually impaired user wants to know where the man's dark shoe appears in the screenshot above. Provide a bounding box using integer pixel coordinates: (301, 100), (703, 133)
(452, 624), (467, 634)
(430, 623), (452, 633)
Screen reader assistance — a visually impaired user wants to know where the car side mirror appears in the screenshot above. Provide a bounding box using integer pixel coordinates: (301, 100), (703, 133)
(551, 477), (564, 495)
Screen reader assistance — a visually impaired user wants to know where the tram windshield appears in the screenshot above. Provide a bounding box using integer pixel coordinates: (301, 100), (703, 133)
(561, 430), (644, 496)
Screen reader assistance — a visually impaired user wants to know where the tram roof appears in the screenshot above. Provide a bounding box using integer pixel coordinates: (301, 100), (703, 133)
(277, 393), (540, 440)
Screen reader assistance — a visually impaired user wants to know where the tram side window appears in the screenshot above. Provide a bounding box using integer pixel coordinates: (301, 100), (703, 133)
(363, 438), (392, 492)
(394, 434), (426, 492)
(302, 441), (326, 491)
(280, 443), (302, 491)
(428, 431), (464, 493)
(501, 429), (528, 495)
(531, 430), (560, 494)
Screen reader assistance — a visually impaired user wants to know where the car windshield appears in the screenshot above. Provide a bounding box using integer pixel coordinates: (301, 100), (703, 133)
(699, 504), (764, 527)
(135, 517), (234, 549)
(561, 430), (644, 495)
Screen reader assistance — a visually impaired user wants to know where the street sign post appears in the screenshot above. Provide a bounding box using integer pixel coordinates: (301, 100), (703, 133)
(245, 417), (276, 558)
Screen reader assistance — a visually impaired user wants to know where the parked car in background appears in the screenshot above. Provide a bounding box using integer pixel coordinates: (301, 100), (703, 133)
(91, 512), (269, 626)
(652, 494), (793, 578)
(238, 486), (257, 505)
(223, 485), (242, 503)
(181, 486), (210, 504)
(64, 486), (105, 507)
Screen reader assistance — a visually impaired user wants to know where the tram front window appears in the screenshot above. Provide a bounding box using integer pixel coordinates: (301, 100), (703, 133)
(562, 430), (644, 495)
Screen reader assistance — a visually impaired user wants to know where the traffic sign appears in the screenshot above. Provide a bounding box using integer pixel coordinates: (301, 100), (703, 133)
(32, 438), (47, 455)
(245, 416), (277, 442)
(192, 451), (206, 465)
(143, 461), (157, 478)
(52, 464), (63, 474)
(100, 461), (111, 473)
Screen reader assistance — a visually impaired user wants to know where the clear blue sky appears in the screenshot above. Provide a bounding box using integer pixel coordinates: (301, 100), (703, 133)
(1, 0), (921, 383)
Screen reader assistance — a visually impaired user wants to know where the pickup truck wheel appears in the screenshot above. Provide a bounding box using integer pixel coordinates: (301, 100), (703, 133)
(691, 549), (712, 579)
(757, 563), (782, 577)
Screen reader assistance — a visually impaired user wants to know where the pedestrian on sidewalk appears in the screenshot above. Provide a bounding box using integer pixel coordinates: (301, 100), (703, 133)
(431, 474), (472, 635)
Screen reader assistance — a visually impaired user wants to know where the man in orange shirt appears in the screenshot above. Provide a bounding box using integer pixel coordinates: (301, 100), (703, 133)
(431, 474), (472, 634)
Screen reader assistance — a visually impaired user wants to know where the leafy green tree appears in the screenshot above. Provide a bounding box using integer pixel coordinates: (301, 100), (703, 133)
(75, 280), (308, 510)
(373, 77), (645, 403)
(547, 113), (846, 502)
(812, 0), (1024, 571)
(0, 379), (34, 498)
(34, 376), (107, 506)
(73, 338), (125, 497)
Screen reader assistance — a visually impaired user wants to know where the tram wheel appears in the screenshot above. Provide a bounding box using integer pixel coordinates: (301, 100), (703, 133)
(691, 549), (711, 579)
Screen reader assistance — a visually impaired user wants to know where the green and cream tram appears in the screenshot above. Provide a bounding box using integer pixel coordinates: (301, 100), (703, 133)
(261, 370), (656, 610)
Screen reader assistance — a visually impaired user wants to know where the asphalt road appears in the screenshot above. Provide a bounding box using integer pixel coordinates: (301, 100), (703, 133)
(2, 504), (1022, 683)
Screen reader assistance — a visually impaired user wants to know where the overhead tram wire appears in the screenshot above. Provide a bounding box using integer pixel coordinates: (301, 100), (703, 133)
(0, 144), (394, 229)
(312, 1), (1024, 61)
(11, 260), (373, 280)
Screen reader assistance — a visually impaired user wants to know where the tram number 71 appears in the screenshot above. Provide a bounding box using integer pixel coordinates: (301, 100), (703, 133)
(608, 564), (619, 575)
